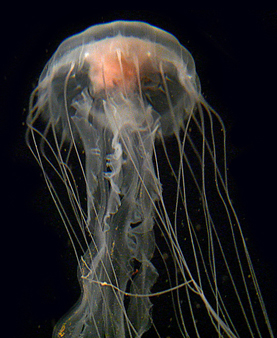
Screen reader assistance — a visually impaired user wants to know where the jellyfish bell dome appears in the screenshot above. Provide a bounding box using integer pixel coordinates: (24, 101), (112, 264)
(38, 21), (200, 137)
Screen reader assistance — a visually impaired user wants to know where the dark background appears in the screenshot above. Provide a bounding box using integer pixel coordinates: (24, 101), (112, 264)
(1, 10), (276, 337)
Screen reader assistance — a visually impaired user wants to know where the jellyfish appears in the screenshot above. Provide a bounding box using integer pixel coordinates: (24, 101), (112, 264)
(26, 21), (273, 337)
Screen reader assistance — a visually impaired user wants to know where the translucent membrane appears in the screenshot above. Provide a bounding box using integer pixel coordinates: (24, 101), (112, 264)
(26, 21), (273, 337)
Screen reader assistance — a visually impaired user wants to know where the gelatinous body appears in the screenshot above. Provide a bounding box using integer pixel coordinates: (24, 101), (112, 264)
(26, 21), (273, 337)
